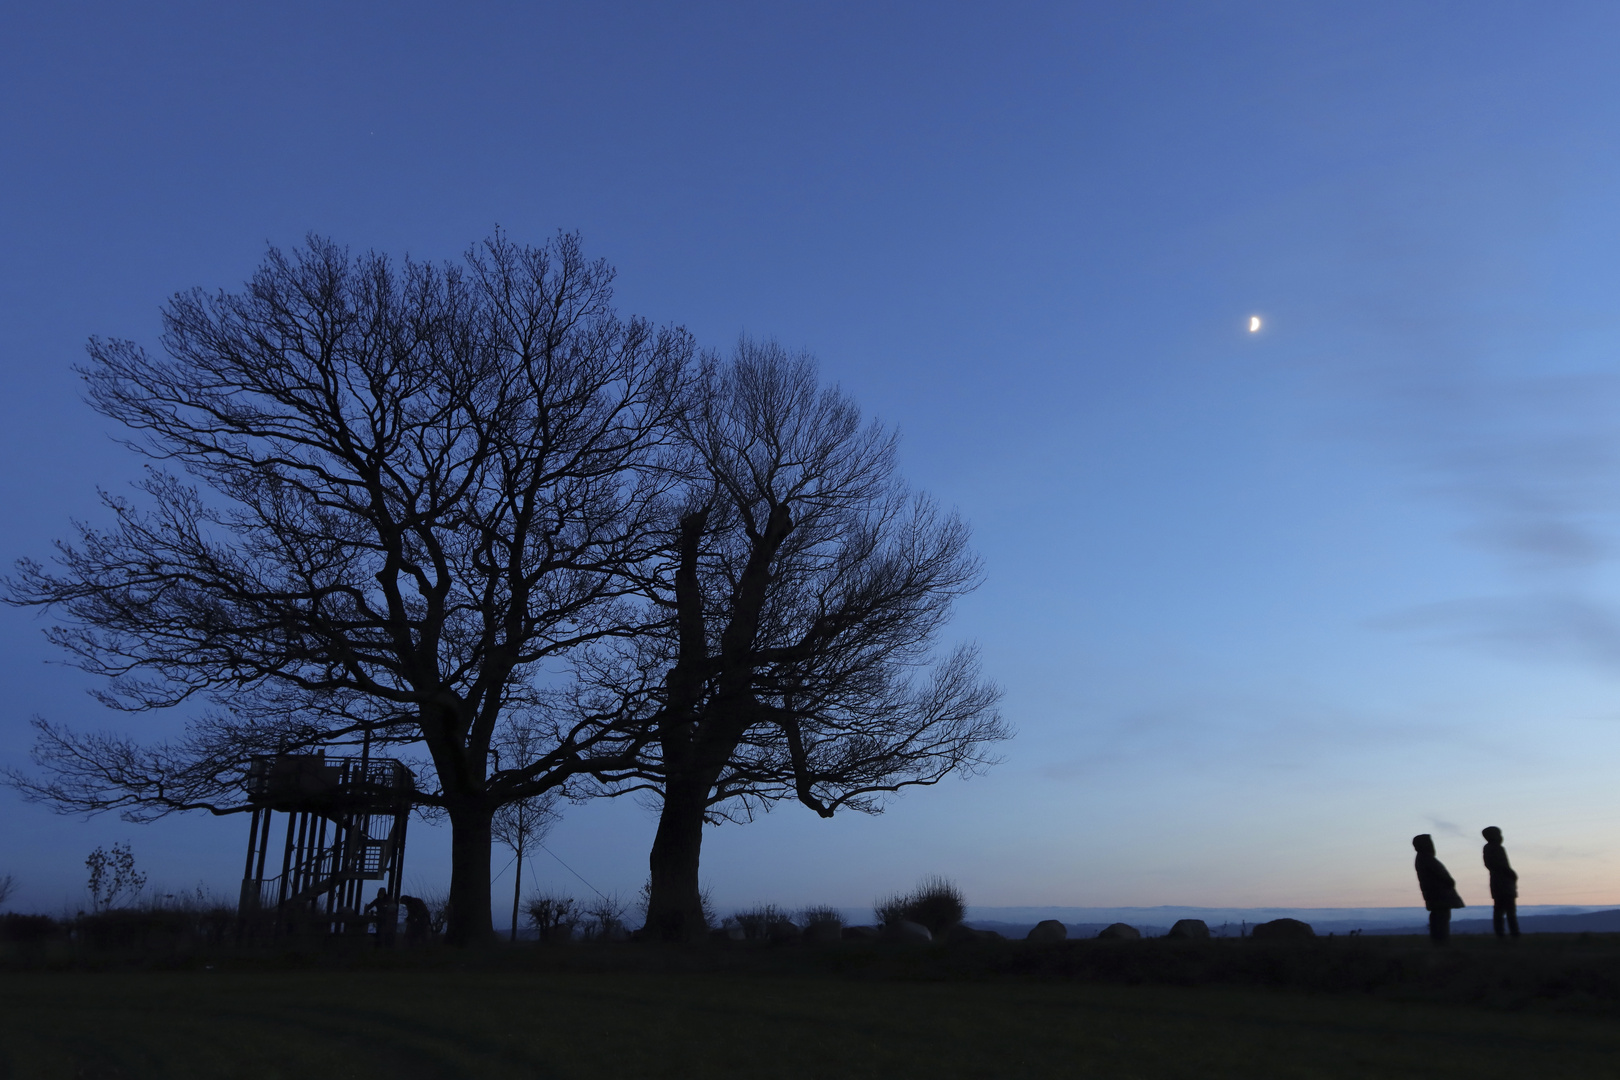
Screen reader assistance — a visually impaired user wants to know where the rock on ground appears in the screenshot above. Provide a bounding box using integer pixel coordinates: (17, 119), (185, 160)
(803, 921), (843, 944)
(1250, 918), (1315, 940)
(767, 920), (802, 943)
(884, 919), (933, 943)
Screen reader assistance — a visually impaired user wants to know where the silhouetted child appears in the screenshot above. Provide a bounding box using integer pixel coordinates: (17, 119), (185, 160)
(1412, 833), (1464, 944)
(364, 887), (398, 947)
(1482, 826), (1520, 939)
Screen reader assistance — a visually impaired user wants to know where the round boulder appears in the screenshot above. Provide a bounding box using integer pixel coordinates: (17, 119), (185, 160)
(1096, 922), (1141, 941)
(884, 919), (933, 943)
(803, 920), (843, 944)
(1250, 918), (1315, 940)
(1168, 918), (1210, 939)
(1025, 919), (1068, 943)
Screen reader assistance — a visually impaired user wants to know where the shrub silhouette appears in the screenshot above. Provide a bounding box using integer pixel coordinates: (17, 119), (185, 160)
(876, 876), (966, 936)
(525, 894), (579, 942)
(581, 894), (628, 940)
(801, 905), (844, 930)
(0, 913), (57, 946)
(419, 891), (452, 936)
(875, 892), (909, 928)
(85, 843), (145, 912)
(66, 892), (235, 952)
(734, 904), (793, 941)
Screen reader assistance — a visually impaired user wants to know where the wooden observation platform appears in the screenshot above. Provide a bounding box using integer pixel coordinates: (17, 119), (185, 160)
(237, 752), (414, 932)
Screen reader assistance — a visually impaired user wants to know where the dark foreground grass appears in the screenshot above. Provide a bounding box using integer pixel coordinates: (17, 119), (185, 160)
(5, 959), (1620, 1079)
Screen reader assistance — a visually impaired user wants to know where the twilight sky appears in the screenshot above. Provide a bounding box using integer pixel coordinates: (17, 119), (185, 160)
(6, 2), (1620, 917)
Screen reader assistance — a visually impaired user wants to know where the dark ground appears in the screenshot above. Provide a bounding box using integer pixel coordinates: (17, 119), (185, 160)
(4, 933), (1620, 1078)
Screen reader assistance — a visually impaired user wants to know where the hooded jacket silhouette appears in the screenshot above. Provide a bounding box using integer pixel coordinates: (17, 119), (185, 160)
(1413, 836), (1464, 909)
(1482, 825), (1520, 938)
(1482, 828), (1517, 900)
(1413, 833), (1464, 944)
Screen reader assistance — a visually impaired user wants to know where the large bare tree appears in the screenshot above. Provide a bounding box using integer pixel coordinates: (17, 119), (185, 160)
(4, 232), (692, 943)
(593, 341), (1009, 940)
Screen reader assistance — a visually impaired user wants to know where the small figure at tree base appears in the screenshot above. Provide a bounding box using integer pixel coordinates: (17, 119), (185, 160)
(364, 888), (398, 947)
(400, 895), (433, 946)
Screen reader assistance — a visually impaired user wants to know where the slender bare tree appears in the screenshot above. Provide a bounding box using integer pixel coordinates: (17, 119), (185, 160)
(4, 232), (693, 943)
(490, 723), (562, 942)
(592, 341), (1009, 940)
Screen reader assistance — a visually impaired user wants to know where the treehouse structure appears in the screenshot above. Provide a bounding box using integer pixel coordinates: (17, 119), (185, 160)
(237, 751), (414, 934)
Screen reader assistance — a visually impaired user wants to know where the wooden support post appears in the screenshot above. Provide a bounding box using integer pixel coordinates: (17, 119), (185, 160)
(277, 812), (297, 908)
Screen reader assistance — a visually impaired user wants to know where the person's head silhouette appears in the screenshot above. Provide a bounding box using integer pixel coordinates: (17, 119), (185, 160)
(1412, 833), (1436, 856)
(1482, 826), (1503, 843)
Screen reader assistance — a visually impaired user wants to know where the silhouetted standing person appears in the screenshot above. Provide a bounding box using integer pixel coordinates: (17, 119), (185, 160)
(1412, 834), (1464, 944)
(399, 894), (433, 946)
(364, 888), (398, 947)
(1481, 826), (1520, 939)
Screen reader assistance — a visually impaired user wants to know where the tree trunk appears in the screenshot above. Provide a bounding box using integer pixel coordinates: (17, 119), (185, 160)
(446, 807), (495, 946)
(510, 845), (523, 944)
(643, 775), (711, 941)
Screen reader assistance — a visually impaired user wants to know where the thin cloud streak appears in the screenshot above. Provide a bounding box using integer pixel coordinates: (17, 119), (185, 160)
(1376, 594), (1620, 675)
(1381, 371), (1620, 573)
(1036, 694), (1482, 784)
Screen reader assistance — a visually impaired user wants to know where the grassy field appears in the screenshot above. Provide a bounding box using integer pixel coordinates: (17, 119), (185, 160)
(6, 945), (1620, 1079)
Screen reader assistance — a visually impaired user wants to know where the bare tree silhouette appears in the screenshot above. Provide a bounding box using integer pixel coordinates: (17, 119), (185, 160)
(4, 232), (693, 944)
(491, 724), (562, 942)
(593, 341), (1008, 940)
(85, 843), (146, 912)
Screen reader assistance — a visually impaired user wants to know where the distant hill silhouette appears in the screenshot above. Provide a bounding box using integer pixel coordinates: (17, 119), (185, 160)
(966, 921), (1175, 939)
(943, 905), (1620, 939)
(1364, 908), (1620, 936)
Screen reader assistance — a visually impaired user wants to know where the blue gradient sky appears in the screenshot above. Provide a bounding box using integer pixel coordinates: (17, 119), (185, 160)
(6, 2), (1620, 916)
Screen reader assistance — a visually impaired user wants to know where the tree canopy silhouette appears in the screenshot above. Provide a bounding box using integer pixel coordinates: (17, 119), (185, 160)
(590, 342), (1008, 940)
(4, 232), (692, 944)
